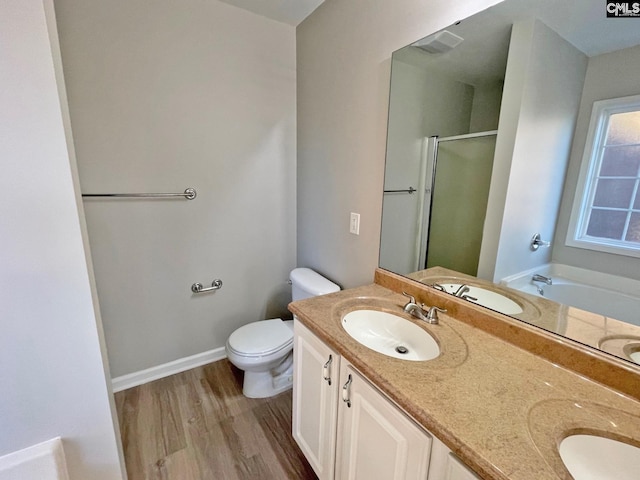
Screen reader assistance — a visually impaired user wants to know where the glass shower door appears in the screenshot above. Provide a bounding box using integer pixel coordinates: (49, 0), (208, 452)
(426, 134), (496, 276)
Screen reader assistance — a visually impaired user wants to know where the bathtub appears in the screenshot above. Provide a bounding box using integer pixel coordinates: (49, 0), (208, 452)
(501, 264), (640, 327)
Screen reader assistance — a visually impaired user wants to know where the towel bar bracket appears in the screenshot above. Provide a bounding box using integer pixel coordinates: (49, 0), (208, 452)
(191, 279), (223, 294)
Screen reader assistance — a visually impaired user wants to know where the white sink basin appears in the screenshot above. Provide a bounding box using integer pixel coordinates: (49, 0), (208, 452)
(559, 434), (640, 479)
(438, 283), (523, 315)
(598, 336), (640, 365)
(341, 310), (440, 361)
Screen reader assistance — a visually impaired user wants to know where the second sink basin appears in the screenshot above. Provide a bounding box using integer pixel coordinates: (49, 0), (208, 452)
(341, 309), (440, 361)
(528, 399), (640, 479)
(559, 434), (640, 479)
(438, 283), (524, 315)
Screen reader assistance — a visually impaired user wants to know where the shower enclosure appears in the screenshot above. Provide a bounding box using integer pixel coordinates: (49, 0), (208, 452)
(380, 130), (496, 276)
(422, 131), (497, 276)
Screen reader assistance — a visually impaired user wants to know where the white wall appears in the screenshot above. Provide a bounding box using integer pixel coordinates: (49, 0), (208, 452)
(0, 0), (123, 478)
(554, 44), (640, 281)
(55, 0), (297, 377)
(297, 0), (503, 289)
(479, 19), (587, 281)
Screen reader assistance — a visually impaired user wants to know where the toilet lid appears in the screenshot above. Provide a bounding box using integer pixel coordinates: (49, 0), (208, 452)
(227, 319), (293, 356)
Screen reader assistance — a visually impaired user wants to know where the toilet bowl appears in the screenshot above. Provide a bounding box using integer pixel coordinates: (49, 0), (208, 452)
(226, 319), (294, 398)
(225, 268), (340, 398)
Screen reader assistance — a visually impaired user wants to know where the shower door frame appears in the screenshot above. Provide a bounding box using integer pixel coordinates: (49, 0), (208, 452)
(417, 130), (498, 271)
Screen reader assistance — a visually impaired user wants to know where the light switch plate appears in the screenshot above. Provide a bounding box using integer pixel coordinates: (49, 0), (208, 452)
(350, 212), (360, 235)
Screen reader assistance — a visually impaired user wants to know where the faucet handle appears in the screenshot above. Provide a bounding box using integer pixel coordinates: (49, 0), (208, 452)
(530, 233), (551, 251)
(426, 306), (447, 323)
(453, 284), (470, 297)
(401, 292), (416, 304)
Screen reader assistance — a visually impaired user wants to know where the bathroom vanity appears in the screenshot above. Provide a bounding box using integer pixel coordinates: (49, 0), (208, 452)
(288, 269), (640, 480)
(293, 318), (479, 480)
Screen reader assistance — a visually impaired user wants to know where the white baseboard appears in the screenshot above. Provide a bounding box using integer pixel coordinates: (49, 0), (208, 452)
(111, 347), (227, 392)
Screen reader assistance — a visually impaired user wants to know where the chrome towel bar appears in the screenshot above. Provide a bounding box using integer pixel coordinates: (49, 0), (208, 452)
(82, 187), (197, 200)
(191, 279), (223, 294)
(383, 187), (416, 194)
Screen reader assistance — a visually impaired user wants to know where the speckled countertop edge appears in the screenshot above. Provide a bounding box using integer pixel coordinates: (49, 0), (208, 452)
(288, 277), (640, 480)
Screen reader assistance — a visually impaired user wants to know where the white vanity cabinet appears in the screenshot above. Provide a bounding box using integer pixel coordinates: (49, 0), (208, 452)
(335, 362), (432, 479)
(293, 320), (341, 479)
(293, 319), (480, 480)
(428, 437), (481, 480)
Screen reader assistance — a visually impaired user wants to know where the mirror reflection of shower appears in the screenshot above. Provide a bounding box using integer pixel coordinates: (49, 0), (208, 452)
(422, 131), (496, 276)
(380, 131), (496, 276)
(379, 24), (507, 276)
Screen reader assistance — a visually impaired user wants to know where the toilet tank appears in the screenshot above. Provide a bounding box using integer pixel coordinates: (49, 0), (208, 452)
(290, 268), (340, 301)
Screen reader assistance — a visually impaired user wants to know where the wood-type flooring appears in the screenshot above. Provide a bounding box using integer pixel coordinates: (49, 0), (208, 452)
(115, 359), (317, 480)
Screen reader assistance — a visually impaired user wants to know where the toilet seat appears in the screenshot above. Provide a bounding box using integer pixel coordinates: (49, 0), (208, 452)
(226, 319), (293, 358)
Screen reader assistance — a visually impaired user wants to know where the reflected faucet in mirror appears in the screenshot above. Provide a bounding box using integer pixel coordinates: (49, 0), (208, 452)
(530, 233), (551, 251)
(531, 274), (552, 295)
(378, 0), (640, 367)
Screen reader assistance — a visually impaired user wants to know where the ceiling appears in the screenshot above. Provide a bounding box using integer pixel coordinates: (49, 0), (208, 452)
(396, 0), (640, 87)
(217, 0), (325, 26)
(480, 0), (640, 57)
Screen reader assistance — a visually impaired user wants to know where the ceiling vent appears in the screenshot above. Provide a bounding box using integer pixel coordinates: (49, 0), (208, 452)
(412, 30), (464, 54)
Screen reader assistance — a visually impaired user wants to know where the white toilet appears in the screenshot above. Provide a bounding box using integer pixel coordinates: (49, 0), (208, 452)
(225, 268), (340, 398)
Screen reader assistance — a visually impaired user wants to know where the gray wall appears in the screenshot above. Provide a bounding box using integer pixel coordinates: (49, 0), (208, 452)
(470, 82), (504, 132)
(554, 44), (640, 281)
(0, 0), (123, 477)
(55, 0), (297, 377)
(296, 0), (502, 289)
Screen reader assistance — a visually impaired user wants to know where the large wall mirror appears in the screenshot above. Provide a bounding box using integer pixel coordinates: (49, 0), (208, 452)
(380, 0), (640, 366)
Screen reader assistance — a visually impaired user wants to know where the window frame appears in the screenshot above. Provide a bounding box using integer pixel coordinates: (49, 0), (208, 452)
(566, 94), (640, 258)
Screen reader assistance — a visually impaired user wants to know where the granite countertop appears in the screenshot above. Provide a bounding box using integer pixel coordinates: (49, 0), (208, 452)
(288, 281), (640, 480)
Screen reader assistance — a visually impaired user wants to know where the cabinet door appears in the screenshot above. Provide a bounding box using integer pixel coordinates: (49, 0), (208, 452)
(428, 437), (481, 480)
(293, 320), (340, 480)
(336, 364), (432, 480)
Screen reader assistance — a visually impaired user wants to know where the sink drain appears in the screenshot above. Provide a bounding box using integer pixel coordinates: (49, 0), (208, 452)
(395, 345), (409, 355)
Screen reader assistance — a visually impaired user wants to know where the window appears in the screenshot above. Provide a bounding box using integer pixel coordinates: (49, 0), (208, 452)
(567, 95), (640, 257)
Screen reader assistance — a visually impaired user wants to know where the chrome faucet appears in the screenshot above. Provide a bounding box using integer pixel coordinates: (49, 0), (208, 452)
(452, 284), (478, 302)
(453, 284), (470, 297)
(532, 274), (552, 295)
(402, 292), (447, 325)
(532, 274), (552, 285)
